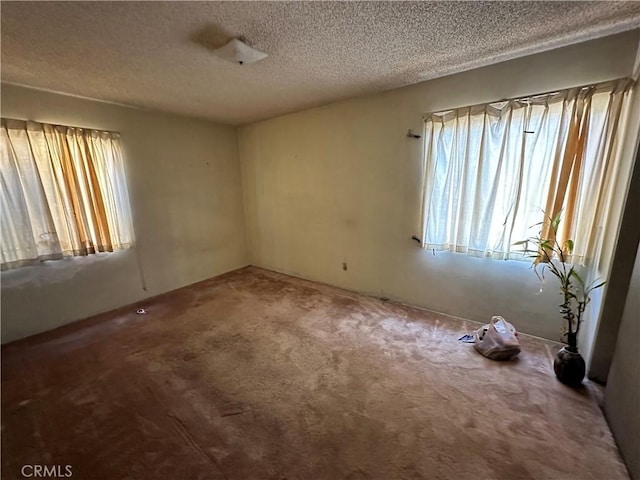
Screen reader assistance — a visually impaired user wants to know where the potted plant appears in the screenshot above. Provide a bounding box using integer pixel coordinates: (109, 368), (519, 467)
(515, 215), (605, 386)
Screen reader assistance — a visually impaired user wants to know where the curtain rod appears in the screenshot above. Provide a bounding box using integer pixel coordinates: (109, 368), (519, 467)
(422, 77), (633, 120)
(1, 116), (119, 135)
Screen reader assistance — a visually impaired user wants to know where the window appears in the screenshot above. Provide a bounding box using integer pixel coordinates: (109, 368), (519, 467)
(419, 79), (633, 263)
(1, 119), (134, 271)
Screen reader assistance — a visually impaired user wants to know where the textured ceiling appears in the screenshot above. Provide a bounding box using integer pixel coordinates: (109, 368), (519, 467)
(2, 1), (640, 125)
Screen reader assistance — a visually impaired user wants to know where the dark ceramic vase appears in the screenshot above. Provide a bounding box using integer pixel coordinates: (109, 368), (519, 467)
(553, 347), (586, 386)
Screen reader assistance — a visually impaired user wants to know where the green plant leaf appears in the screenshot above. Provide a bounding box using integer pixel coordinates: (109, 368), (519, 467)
(570, 269), (585, 288)
(513, 240), (528, 246)
(588, 281), (606, 292)
(551, 213), (562, 230)
(566, 239), (574, 253)
(540, 239), (552, 250)
(534, 265), (544, 282)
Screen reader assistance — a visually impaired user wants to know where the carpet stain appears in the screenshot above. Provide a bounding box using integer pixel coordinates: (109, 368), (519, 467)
(1, 267), (629, 480)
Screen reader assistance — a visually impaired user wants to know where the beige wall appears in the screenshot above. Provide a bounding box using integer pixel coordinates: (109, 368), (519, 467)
(1, 84), (248, 342)
(604, 240), (640, 480)
(238, 31), (639, 342)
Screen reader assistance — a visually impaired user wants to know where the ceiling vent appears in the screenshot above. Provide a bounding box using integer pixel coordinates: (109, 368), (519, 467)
(212, 38), (268, 66)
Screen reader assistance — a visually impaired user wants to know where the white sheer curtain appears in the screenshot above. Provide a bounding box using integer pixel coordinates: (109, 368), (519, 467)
(1, 119), (134, 271)
(420, 79), (632, 263)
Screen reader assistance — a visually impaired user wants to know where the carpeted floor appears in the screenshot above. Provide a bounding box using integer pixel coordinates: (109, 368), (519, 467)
(1, 267), (629, 480)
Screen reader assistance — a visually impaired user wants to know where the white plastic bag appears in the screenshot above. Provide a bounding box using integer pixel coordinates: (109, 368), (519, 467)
(474, 316), (521, 361)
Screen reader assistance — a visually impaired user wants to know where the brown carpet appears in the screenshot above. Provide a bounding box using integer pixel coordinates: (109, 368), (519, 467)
(1, 267), (628, 480)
